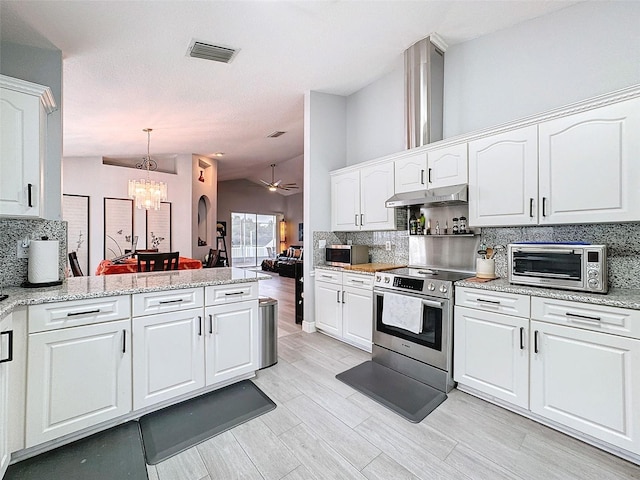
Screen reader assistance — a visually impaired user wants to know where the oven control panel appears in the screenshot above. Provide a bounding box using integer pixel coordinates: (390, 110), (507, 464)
(375, 273), (453, 298)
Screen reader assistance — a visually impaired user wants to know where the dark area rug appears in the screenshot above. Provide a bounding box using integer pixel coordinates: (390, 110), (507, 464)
(139, 380), (276, 465)
(336, 360), (447, 423)
(5, 421), (147, 480)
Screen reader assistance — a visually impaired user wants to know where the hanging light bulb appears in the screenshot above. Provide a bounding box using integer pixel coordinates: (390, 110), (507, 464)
(128, 128), (168, 210)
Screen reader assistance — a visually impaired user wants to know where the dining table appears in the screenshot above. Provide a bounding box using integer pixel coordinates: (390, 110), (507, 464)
(95, 256), (203, 275)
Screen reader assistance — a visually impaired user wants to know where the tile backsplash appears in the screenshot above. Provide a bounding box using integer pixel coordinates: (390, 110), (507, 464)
(314, 221), (640, 289)
(0, 218), (67, 287)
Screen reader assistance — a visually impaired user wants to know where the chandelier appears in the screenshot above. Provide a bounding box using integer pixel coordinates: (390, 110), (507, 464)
(128, 128), (168, 210)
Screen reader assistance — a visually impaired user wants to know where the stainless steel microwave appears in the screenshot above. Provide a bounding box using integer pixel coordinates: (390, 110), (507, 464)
(325, 245), (369, 267)
(508, 243), (607, 293)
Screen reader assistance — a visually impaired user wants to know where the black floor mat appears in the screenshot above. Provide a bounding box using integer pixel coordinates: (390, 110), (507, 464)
(336, 361), (447, 423)
(5, 421), (147, 480)
(139, 380), (276, 465)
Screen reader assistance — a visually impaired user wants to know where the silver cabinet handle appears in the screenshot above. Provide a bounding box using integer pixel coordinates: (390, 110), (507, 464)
(529, 198), (534, 218)
(159, 299), (184, 304)
(542, 197), (548, 217)
(224, 291), (244, 296)
(0, 330), (14, 363)
(27, 183), (34, 207)
(420, 169), (425, 185)
(197, 316), (202, 336)
(360, 214), (364, 226)
(122, 330), (126, 354)
(519, 327), (525, 350)
(565, 312), (601, 324)
(209, 314), (213, 334)
(477, 298), (501, 305)
(336, 290), (340, 303)
(428, 168), (432, 183)
(67, 309), (100, 317)
(534, 330), (539, 353)
(342, 290), (346, 304)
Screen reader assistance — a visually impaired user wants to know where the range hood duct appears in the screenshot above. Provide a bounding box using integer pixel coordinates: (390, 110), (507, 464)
(386, 184), (468, 208)
(405, 35), (446, 149)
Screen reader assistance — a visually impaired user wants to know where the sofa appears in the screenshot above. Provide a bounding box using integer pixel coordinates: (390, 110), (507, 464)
(261, 245), (303, 278)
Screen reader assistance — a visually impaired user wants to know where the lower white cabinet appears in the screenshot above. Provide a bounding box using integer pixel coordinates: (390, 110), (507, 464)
(132, 308), (205, 410)
(454, 306), (529, 409)
(530, 320), (640, 454)
(26, 319), (132, 447)
(455, 287), (640, 459)
(315, 270), (373, 352)
(0, 314), (13, 478)
(205, 300), (258, 385)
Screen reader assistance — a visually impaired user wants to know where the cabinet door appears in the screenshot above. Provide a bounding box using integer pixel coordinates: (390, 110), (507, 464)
(427, 143), (468, 189)
(342, 286), (373, 352)
(539, 97), (640, 224)
(0, 88), (42, 217)
(314, 281), (343, 338)
(331, 171), (360, 231)
(360, 162), (396, 231)
(454, 306), (529, 408)
(205, 300), (258, 385)
(394, 152), (427, 193)
(468, 125), (538, 227)
(0, 315), (12, 478)
(530, 321), (640, 454)
(132, 309), (205, 410)
(26, 319), (132, 447)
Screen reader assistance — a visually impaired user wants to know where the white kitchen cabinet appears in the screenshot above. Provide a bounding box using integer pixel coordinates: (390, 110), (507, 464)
(0, 314), (13, 478)
(331, 162), (395, 232)
(26, 319), (132, 447)
(469, 96), (640, 227)
(314, 270), (373, 352)
(394, 143), (467, 194)
(454, 306), (529, 409)
(394, 152), (428, 193)
(205, 300), (258, 385)
(132, 308), (205, 410)
(468, 125), (538, 227)
(427, 143), (468, 189)
(538, 96), (640, 224)
(0, 75), (56, 218)
(530, 320), (640, 454)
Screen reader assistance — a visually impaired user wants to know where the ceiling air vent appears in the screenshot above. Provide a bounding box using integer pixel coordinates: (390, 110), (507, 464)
(267, 131), (286, 138)
(188, 40), (238, 63)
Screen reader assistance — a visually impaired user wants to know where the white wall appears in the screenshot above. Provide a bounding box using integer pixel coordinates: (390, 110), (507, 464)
(62, 156), (192, 273)
(303, 91), (347, 330)
(285, 192), (303, 246)
(443, 1), (640, 137)
(341, 1), (640, 163)
(1, 41), (63, 220)
(346, 55), (405, 165)
(192, 155), (218, 262)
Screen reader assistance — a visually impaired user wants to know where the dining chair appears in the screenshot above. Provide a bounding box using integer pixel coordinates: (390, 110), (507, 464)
(204, 249), (219, 268)
(137, 252), (180, 272)
(68, 251), (84, 277)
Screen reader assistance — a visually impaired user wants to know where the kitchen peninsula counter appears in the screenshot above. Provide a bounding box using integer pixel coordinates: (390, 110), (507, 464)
(0, 267), (270, 318)
(455, 277), (640, 311)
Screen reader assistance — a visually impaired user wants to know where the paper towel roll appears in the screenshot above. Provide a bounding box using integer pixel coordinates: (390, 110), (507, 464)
(28, 239), (60, 284)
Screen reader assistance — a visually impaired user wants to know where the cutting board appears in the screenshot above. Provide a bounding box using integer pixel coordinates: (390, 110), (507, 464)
(343, 263), (406, 273)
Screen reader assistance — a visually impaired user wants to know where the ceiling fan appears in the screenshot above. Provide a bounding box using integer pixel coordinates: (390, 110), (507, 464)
(260, 163), (299, 192)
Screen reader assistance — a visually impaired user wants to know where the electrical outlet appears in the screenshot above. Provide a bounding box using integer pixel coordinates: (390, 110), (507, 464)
(17, 240), (29, 258)
(318, 239), (326, 248)
(385, 241), (392, 251)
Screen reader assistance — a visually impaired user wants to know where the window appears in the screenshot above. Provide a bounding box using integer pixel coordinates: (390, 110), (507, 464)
(231, 213), (276, 267)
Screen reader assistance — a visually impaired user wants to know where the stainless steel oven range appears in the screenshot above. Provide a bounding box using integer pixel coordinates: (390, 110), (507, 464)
(373, 267), (473, 394)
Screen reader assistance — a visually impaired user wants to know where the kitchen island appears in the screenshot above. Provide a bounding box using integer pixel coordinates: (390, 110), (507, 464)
(0, 268), (270, 470)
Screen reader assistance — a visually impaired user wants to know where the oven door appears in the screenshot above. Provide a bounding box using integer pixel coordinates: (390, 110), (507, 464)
(373, 289), (451, 371)
(509, 247), (584, 288)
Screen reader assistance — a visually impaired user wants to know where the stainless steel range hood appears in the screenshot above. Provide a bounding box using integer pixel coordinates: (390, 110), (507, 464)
(385, 184), (467, 208)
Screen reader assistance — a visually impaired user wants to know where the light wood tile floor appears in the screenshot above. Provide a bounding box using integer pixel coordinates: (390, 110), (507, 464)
(147, 276), (640, 480)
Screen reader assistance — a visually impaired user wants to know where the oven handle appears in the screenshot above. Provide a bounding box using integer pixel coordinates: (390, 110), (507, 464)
(517, 271), (577, 279)
(513, 248), (576, 254)
(422, 299), (443, 308)
(373, 290), (444, 309)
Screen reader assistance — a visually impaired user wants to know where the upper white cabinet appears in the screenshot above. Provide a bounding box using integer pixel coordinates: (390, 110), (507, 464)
(469, 95), (640, 227)
(427, 143), (468, 189)
(394, 144), (468, 194)
(469, 125), (538, 226)
(538, 97), (640, 224)
(0, 75), (56, 218)
(331, 161), (395, 232)
(394, 152), (428, 193)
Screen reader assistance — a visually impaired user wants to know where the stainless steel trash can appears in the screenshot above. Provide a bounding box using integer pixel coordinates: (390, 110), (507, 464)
(258, 297), (278, 369)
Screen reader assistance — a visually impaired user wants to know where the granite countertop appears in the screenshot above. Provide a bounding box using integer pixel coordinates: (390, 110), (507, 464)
(0, 267), (270, 319)
(455, 277), (640, 310)
(315, 264), (406, 276)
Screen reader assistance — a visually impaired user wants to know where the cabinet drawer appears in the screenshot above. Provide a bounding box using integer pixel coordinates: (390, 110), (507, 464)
(315, 270), (342, 285)
(29, 296), (131, 333)
(205, 282), (258, 306)
(343, 272), (373, 289)
(133, 288), (204, 317)
(531, 297), (640, 340)
(455, 287), (530, 318)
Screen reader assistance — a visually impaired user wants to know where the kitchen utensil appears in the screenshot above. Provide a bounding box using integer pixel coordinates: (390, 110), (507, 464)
(485, 247), (494, 259)
(477, 249), (487, 257)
